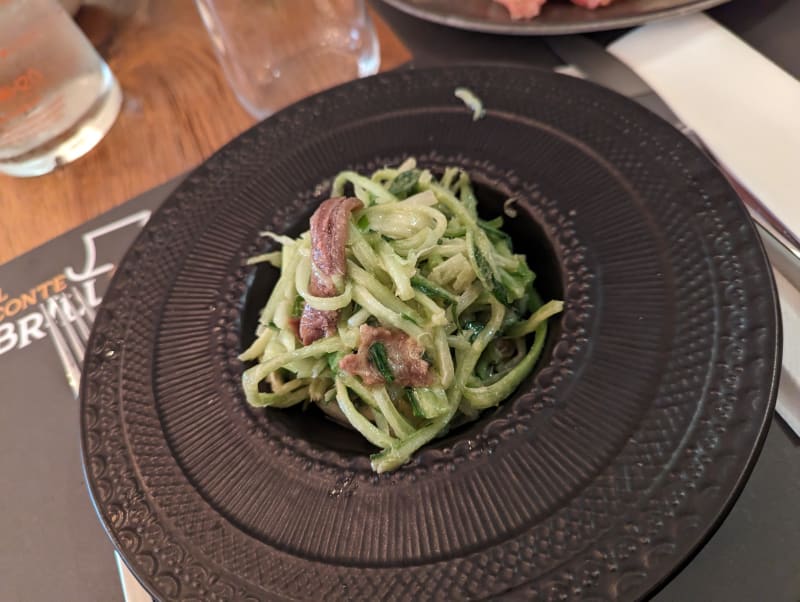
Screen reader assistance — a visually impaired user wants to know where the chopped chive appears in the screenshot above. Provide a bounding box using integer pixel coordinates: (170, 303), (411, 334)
(461, 320), (485, 343)
(388, 169), (421, 199)
(410, 275), (457, 304)
(406, 388), (426, 418)
(291, 295), (305, 318)
(470, 239), (511, 305)
(477, 217), (512, 244)
(368, 342), (394, 383)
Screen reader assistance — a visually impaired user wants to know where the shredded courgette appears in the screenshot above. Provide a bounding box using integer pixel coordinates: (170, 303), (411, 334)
(241, 159), (562, 472)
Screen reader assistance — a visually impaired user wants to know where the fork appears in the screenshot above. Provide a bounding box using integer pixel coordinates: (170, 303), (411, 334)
(40, 287), (153, 602)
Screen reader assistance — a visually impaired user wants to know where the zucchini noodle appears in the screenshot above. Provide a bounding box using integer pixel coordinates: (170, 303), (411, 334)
(241, 159), (563, 472)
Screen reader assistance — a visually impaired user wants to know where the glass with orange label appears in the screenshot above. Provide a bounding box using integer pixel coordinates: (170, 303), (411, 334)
(0, 0), (122, 177)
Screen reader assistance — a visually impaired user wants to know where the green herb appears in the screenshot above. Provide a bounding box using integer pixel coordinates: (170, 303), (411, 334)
(406, 388), (426, 418)
(470, 238), (511, 305)
(388, 169), (420, 199)
(368, 342), (394, 383)
(461, 320), (485, 343)
(410, 275), (457, 304)
(477, 217), (511, 245)
(291, 295), (305, 318)
(356, 214), (370, 232)
(492, 281), (512, 306)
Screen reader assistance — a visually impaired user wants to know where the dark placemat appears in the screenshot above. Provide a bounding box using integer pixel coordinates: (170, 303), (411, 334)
(3, 167), (797, 601)
(0, 178), (179, 601)
(3, 1), (799, 597)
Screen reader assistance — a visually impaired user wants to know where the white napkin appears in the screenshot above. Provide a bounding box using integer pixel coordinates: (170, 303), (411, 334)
(609, 13), (800, 237)
(609, 14), (800, 435)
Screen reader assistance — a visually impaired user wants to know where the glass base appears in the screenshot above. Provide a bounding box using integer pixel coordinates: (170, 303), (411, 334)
(227, 28), (380, 121)
(0, 76), (122, 178)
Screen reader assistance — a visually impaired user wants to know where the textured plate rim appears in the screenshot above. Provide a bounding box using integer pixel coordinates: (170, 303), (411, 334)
(79, 64), (781, 601)
(646, 362), (780, 598)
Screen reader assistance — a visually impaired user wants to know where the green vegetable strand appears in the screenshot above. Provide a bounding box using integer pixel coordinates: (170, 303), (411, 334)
(242, 159), (563, 473)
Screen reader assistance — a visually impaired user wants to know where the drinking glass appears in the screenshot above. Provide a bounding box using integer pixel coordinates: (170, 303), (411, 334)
(195, 0), (380, 119)
(0, 0), (122, 177)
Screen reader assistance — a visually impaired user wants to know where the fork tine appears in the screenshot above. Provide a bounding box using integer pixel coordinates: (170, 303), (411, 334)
(70, 285), (96, 321)
(40, 302), (82, 398)
(49, 294), (87, 360)
(68, 286), (94, 343)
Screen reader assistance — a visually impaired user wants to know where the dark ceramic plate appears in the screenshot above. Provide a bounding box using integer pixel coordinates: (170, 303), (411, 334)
(81, 65), (779, 601)
(382, 0), (728, 34)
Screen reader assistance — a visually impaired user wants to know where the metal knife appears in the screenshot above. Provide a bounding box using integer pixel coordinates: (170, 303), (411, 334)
(547, 34), (800, 292)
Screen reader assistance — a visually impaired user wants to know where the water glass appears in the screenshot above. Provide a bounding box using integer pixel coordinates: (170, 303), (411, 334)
(0, 0), (122, 177)
(195, 0), (380, 119)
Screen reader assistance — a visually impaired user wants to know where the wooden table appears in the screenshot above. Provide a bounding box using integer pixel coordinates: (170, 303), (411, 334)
(0, 0), (411, 265)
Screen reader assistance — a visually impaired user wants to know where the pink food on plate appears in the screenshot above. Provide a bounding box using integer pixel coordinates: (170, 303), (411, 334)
(493, 0), (546, 19)
(493, 0), (614, 19)
(569, 0), (614, 8)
